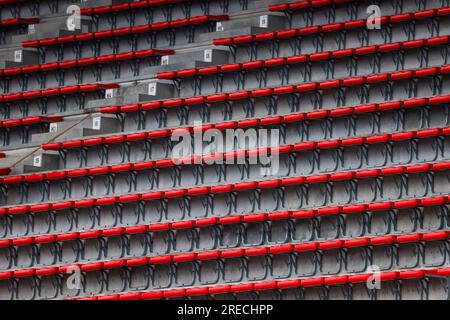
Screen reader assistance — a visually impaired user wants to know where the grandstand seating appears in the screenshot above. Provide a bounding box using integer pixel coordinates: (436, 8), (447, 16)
(0, 0), (448, 300)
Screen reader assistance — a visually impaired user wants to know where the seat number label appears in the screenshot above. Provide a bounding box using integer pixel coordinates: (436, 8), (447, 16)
(33, 155), (42, 167)
(148, 82), (157, 96)
(28, 24), (35, 34)
(105, 89), (114, 99)
(14, 50), (23, 63)
(161, 56), (170, 66)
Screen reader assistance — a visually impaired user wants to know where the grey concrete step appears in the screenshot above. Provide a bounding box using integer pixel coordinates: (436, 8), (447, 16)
(87, 81), (175, 109)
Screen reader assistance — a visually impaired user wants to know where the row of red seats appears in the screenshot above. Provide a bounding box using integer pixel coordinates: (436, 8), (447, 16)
(0, 228), (448, 281)
(0, 194), (447, 250)
(213, 7), (450, 46)
(0, 17), (38, 27)
(102, 64), (450, 114)
(36, 125), (450, 184)
(1, 154), (449, 215)
(65, 93), (450, 150)
(74, 267), (450, 300)
(0, 49), (174, 78)
(269, 0), (355, 12)
(0, 83), (119, 103)
(80, 0), (202, 16)
(158, 35), (449, 80)
(22, 15), (229, 48)
(0, 116), (61, 129)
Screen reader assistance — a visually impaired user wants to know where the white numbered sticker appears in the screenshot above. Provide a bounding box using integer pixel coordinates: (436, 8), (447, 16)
(148, 82), (157, 96)
(260, 15), (268, 28)
(216, 22), (224, 32)
(105, 89), (114, 99)
(34, 155), (42, 167)
(14, 50), (23, 63)
(92, 116), (101, 130)
(204, 49), (212, 63)
(49, 123), (58, 133)
(28, 24), (36, 34)
(161, 56), (170, 66)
